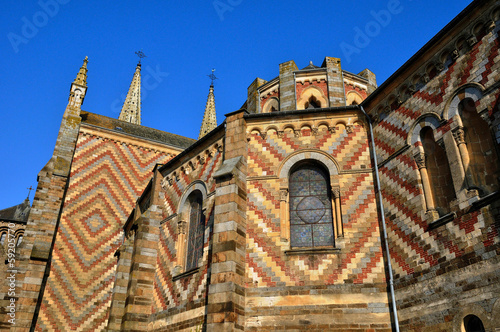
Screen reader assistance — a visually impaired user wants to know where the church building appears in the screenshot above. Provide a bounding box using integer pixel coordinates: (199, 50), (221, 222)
(1, 0), (500, 331)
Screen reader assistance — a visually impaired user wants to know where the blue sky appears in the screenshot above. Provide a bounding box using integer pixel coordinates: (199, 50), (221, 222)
(1, 0), (472, 208)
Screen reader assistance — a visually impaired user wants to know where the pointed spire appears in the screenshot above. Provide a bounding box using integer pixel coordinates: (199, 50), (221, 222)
(73, 56), (88, 87)
(199, 70), (218, 139)
(119, 62), (142, 125)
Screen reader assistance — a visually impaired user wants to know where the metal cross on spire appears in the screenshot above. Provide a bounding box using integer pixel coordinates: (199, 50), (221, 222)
(27, 186), (34, 200)
(135, 50), (147, 64)
(207, 68), (218, 86)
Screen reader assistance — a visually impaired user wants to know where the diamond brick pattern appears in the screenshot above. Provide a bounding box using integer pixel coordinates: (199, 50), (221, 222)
(35, 131), (173, 332)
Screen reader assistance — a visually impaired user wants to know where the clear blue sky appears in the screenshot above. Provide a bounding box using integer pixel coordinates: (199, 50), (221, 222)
(1, 0), (472, 208)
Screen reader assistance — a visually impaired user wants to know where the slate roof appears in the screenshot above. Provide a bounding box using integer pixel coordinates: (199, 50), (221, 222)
(80, 111), (196, 150)
(0, 198), (31, 223)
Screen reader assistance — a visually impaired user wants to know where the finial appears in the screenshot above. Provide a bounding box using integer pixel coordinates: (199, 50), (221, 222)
(135, 50), (147, 65)
(73, 56), (88, 87)
(27, 186), (34, 200)
(309, 61), (313, 65)
(207, 68), (218, 86)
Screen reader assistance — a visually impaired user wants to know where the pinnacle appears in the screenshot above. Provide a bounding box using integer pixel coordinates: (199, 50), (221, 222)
(118, 63), (142, 125)
(198, 84), (217, 139)
(73, 56), (88, 87)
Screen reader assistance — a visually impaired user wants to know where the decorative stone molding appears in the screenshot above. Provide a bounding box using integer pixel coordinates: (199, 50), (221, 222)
(277, 131), (285, 138)
(279, 188), (288, 202)
(177, 220), (187, 234)
(436, 138), (446, 150)
(328, 126), (336, 134)
(332, 187), (340, 199)
(199, 156), (206, 165)
(414, 152), (426, 169)
(452, 49), (459, 60)
(346, 125), (353, 133)
(467, 35), (477, 47)
(452, 127), (466, 145)
(423, 74), (430, 83)
(260, 132), (267, 140)
(294, 130), (301, 138)
(436, 62), (444, 71)
(311, 127), (319, 136)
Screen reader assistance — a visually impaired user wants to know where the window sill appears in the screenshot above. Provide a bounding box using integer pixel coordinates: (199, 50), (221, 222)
(471, 190), (500, 210)
(285, 248), (341, 255)
(172, 267), (199, 281)
(428, 212), (456, 230)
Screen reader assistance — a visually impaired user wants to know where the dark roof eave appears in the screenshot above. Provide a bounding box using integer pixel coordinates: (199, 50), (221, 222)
(158, 123), (226, 174)
(244, 105), (360, 120)
(361, 0), (484, 108)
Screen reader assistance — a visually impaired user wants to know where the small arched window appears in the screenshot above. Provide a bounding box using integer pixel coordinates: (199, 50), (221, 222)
(0, 232), (6, 246)
(420, 127), (456, 215)
(186, 191), (205, 270)
(464, 315), (485, 332)
(305, 96), (321, 109)
(289, 162), (334, 248)
(16, 234), (23, 246)
(459, 98), (500, 195)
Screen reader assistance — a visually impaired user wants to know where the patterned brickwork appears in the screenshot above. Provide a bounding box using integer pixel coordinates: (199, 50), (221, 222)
(149, 137), (223, 331)
(370, 10), (500, 331)
(34, 128), (176, 331)
(245, 113), (391, 329)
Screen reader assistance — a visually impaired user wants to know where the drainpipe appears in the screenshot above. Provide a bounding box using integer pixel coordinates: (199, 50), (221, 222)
(293, 71), (297, 109)
(359, 105), (400, 332)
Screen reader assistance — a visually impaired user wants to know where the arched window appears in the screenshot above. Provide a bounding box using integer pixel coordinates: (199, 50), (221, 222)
(289, 162), (334, 248)
(420, 127), (456, 215)
(464, 315), (485, 332)
(305, 96), (321, 109)
(185, 191), (205, 270)
(459, 98), (500, 195)
(16, 234), (23, 246)
(0, 232), (6, 246)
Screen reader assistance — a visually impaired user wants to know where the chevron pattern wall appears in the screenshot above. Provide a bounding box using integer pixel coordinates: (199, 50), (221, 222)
(373, 30), (500, 279)
(246, 123), (385, 286)
(150, 139), (223, 331)
(35, 130), (173, 331)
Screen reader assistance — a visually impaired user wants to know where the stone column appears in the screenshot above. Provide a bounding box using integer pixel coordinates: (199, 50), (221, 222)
(453, 127), (473, 187)
(332, 187), (343, 238)
(279, 188), (289, 240)
(207, 109), (247, 331)
(415, 152), (435, 211)
(279, 60), (298, 112)
(175, 219), (187, 274)
(322, 56), (346, 107)
(106, 235), (134, 332)
(120, 213), (161, 331)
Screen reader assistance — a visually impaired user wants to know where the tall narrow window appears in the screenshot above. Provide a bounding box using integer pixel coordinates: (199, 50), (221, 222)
(460, 98), (500, 195)
(421, 127), (456, 215)
(186, 192), (205, 270)
(289, 162), (334, 248)
(0, 232), (6, 246)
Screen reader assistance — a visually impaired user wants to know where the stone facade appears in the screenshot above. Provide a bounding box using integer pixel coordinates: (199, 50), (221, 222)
(1, 1), (500, 331)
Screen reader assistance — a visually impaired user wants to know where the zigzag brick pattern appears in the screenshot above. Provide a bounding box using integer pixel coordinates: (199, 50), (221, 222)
(373, 25), (500, 330)
(245, 120), (390, 329)
(150, 139), (223, 331)
(35, 131), (173, 332)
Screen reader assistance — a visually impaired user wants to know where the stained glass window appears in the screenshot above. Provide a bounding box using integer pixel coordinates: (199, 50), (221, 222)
(186, 192), (205, 270)
(289, 163), (334, 248)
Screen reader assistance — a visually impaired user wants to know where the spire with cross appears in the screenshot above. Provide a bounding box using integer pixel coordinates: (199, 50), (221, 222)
(199, 69), (218, 139)
(207, 68), (218, 87)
